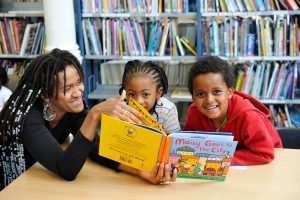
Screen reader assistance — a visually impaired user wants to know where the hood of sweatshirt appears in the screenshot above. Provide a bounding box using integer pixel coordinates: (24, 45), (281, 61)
(228, 90), (270, 124)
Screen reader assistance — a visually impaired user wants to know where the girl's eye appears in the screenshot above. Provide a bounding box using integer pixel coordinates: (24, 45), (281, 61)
(77, 79), (82, 85)
(128, 93), (135, 98)
(143, 93), (150, 97)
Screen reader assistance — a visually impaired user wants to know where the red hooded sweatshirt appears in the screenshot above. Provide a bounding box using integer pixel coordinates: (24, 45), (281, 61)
(184, 91), (283, 166)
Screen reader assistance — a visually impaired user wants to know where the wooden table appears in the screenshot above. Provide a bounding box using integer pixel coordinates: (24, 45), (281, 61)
(1, 148), (299, 200)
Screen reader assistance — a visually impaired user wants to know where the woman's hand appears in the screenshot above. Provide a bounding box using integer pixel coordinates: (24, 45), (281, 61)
(80, 90), (141, 141)
(98, 90), (142, 124)
(137, 163), (177, 185)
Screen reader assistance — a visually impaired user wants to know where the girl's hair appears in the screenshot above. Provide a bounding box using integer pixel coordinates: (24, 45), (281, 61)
(119, 60), (168, 96)
(187, 56), (235, 95)
(0, 48), (84, 189)
(119, 60), (168, 118)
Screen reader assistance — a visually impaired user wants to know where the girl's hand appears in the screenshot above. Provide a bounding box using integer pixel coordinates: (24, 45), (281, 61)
(138, 163), (177, 184)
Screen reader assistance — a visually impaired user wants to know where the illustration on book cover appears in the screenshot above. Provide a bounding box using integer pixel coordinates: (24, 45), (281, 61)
(167, 138), (237, 181)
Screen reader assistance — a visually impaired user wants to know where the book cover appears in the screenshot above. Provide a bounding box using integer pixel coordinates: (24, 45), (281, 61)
(266, 62), (280, 98)
(30, 22), (42, 54)
(99, 114), (237, 181)
(128, 97), (165, 134)
(146, 21), (158, 55)
(158, 20), (170, 56)
(19, 23), (39, 55)
(170, 20), (185, 56)
(179, 36), (196, 56)
(163, 131), (237, 181)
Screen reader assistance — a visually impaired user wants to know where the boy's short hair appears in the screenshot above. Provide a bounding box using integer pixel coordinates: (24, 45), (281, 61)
(187, 56), (235, 95)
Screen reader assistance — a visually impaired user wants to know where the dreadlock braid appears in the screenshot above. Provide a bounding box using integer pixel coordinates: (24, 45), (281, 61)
(0, 48), (84, 190)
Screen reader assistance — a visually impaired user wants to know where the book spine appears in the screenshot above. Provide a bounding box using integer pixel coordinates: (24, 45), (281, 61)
(161, 136), (172, 164)
(158, 20), (170, 56)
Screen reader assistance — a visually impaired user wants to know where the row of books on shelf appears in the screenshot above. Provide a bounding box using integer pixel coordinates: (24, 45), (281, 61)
(235, 61), (299, 100)
(98, 59), (299, 101)
(0, 59), (29, 91)
(0, 18), (45, 55)
(268, 104), (300, 128)
(175, 102), (300, 128)
(200, 0), (300, 12)
(82, 18), (196, 56)
(81, 0), (196, 14)
(100, 60), (192, 86)
(201, 15), (299, 57)
(0, 58), (29, 74)
(3, 0), (43, 3)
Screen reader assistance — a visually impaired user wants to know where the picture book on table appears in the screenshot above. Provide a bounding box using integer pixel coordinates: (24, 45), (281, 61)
(99, 102), (238, 181)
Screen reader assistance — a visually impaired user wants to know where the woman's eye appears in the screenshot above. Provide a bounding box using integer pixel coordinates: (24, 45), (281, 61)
(64, 87), (71, 92)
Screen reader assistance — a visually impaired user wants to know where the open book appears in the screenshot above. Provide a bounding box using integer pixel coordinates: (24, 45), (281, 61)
(99, 114), (238, 181)
(127, 97), (165, 134)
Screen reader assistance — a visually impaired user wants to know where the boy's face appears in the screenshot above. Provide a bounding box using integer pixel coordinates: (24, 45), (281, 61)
(125, 75), (163, 112)
(192, 72), (233, 127)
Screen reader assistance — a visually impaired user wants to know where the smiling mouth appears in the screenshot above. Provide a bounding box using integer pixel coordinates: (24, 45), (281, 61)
(72, 98), (83, 104)
(205, 105), (218, 110)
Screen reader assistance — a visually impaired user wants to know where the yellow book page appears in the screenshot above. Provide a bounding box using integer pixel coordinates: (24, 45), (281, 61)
(99, 114), (164, 172)
(128, 97), (166, 134)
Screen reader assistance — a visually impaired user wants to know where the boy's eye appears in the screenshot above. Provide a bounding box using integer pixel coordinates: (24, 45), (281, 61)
(213, 90), (222, 95)
(195, 91), (204, 97)
(77, 79), (82, 85)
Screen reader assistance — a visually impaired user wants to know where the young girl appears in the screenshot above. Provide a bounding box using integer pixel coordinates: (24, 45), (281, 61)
(119, 60), (181, 135)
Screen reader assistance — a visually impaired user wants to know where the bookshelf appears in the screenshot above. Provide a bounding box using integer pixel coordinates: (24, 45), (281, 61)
(74, 0), (300, 127)
(0, 1), (45, 91)
(196, 0), (300, 128)
(74, 0), (198, 105)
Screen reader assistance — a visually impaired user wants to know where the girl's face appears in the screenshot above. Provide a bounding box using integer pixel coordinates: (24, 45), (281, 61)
(192, 73), (233, 128)
(125, 75), (163, 112)
(50, 65), (84, 116)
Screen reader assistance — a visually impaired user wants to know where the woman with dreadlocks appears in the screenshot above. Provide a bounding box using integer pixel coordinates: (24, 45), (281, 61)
(0, 49), (177, 190)
(119, 60), (181, 135)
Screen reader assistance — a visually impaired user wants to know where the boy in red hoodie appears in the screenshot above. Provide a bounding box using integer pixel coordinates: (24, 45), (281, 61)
(184, 56), (282, 165)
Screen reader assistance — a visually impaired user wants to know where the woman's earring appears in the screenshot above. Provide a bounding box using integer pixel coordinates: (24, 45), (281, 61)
(43, 102), (56, 121)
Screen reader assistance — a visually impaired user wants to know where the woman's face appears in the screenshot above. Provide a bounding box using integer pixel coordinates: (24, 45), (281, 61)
(50, 65), (84, 116)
